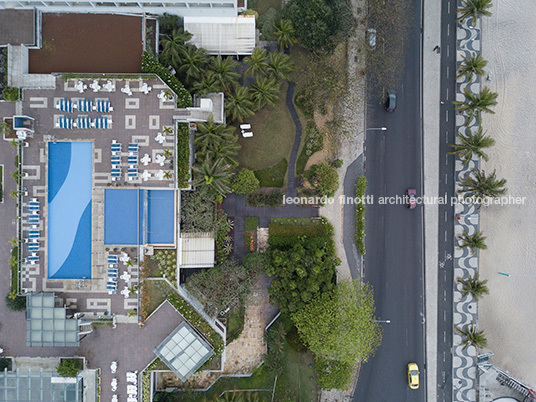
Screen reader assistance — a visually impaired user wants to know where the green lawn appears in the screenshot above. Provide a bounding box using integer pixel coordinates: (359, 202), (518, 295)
(142, 280), (175, 318)
(254, 159), (288, 188)
(237, 81), (295, 171)
(245, 216), (259, 231)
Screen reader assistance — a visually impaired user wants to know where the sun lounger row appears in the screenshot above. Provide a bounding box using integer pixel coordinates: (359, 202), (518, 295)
(56, 98), (113, 113)
(55, 115), (112, 129)
(23, 252), (39, 265)
(111, 142), (122, 180)
(128, 143), (139, 180)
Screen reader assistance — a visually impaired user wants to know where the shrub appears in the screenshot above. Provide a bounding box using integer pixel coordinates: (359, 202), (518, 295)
(56, 359), (83, 378)
(176, 123), (191, 188)
(268, 222), (324, 237)
(141, 52), (192, 108)
(158, 13), (181, 35)
(305, 163), (339, 197)
(5, 294), (25, 311)
(286, 326), (308, 353)
(355, 176), (367, 255)
(331, 159), (343, 169)
(246, 190), (284, 207)
(0, 358), (12, 371)
(2, 87), (19, 102)
(231, 168), (260, 194)
(258, 8), (280, 40)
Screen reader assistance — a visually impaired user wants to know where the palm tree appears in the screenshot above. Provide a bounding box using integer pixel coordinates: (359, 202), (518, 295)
(160, 28), (192, 67)
(209, 56), (240, 92)
(9, 190), (18, 199)
(244, 47), (269, 78)
(192, 157), (232, 196)
(10, 170), (19, 181)
(456, 0), (493, 26)
(163, 171), (173, 179)
(267, 51), (295, 82)
(162, 126), (173, 135)
(457, 53), (488, 82)
(249, 76), (280, 110)
(458, 230), (487, 256)
(454, 87), (498, 126)
(457, 273), (489, 300)
(456, 324), (488, 350)
(458, 168), (507, 201)
(212, 133), (241, 167)
(194, 116), (237, 161)
(8, 237), (18, 246)
(178, 45), (210, 84)
(192, 71), (221, 95)
(274, 19), (297, 50)
(225, 85), (255, 123)
(448, 126), (495, 164)
(163, 148), (173, 158)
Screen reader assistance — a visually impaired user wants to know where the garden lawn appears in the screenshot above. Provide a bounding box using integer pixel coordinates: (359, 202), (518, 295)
(237, 81), (295, 171)
(245, 216), (259, 231)
(254, 159), (288, 188)
(275, 341), (318, 401)
(142, 280), (175, 318)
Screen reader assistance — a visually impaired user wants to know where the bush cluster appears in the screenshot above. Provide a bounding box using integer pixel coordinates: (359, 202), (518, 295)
(141, 51), (192, 108)
(268, 222), (324, 238)
(2, 87), (19, 102)
(355, 176), (367, 255)
(176, 123), (190, 188)
(152, 249), (177, 283)
(246, 190), (283, 207)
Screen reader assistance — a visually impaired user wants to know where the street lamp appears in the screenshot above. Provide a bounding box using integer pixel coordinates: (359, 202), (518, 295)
(367, 127), (388, 131)
(374, 319), (391, 323)
(498, 272), (536, 278)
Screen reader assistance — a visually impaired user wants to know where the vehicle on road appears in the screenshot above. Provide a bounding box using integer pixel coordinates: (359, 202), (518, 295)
(407, 189), (417, 209)
(385, 91), (397, 112)
(367, 28), (377, 50)
(407, 362), (420, 389)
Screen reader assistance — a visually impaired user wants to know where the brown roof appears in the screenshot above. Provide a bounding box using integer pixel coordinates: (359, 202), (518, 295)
(29, 13), (143, 74)
(0, 9), (35, 46)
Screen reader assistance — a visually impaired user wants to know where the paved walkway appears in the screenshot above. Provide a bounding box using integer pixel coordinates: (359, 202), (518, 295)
(451, 15), (483, 402)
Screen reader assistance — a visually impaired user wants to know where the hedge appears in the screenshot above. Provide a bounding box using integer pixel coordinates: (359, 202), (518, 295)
(141, 51), (192, 108)
(355, 176), (367, 255)
(268, 222), (324, 238)
(167, 293), (224, 355)
(176, 123), (190, 188)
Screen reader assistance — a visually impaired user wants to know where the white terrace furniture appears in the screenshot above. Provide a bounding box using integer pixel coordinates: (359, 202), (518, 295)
(140, 82), (152, 94)
(155, 170), (165, 181)
(240, 124), (251, 130)
(140, 154), (151, 166)
(103, 81), (115, 92)
(74, 81), (87, 93)
(242, 132), (253, 138)
(90, 80), (101, 92)
(141, 170), (151, 181)
(121, 84), (133, 96)
(111, 361), (117, 374)
(155, 132), (165, 144)
(155, 154), (166, 166)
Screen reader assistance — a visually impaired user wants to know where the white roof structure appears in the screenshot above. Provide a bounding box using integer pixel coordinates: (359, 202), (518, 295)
(180, 232), (215, 268)
(154, 322), (214, 381)
(184, 16), (256, 55)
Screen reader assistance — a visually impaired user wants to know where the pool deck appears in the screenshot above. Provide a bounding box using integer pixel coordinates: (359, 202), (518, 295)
(17, 75), (182, 316)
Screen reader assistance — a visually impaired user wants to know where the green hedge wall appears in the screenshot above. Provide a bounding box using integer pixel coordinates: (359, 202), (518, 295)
(176, 123), (190, 188)
(355, 176), (367, 255)
(141, 51), (192, 108)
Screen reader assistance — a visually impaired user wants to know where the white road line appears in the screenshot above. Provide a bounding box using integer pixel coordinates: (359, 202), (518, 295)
(448, 2), (451, 13)
(444, 350), (447, 361)
(445, 230), (448, 241)
(447, 24), (450, 36)
(446, 110), (449, 122)
(447, 45), (450, 58)
(445, 173), (448, 184)
(447, 66), (449, 78)
(445, 211), (448, 221)
(444, 331), (447, 342)
(444, 271), (447, 281)
(444, 290), (447, 301)
(444, 311), (447, 321)
(446, 88), (449, 99)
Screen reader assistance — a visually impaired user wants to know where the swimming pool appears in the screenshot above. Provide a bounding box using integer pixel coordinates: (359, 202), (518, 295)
(104, 189), (175, 245)
(48, 142), (92, 279)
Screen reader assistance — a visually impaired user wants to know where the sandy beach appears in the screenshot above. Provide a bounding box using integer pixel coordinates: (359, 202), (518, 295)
(479, 0), (536, 386)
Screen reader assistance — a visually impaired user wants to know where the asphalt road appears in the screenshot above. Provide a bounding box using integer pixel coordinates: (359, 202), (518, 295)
(353, 0), (426, 400)
(436, 0), (458, 400)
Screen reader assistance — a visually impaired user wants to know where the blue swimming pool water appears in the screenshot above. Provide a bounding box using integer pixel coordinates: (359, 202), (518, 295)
(48, 142), (92, 279)
(104, 189), (175, 245)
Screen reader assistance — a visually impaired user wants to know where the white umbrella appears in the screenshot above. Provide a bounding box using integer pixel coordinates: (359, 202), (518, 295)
(140, 154), (151, 165)
(141, 171), (151, 181)
(156, 170), (165, 180)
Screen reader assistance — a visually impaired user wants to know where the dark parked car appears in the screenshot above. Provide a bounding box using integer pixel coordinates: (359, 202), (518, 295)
(385, 91), (397, 112)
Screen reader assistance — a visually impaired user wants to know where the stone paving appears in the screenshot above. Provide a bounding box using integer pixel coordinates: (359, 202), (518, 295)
(451, 11), (483, 402)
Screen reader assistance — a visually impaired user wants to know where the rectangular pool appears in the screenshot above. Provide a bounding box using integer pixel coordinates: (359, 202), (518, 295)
(48, 142), (92, 279)
(104, 189), (175, 245)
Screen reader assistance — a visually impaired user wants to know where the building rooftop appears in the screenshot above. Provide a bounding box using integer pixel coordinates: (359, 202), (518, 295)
(154, 321), (214, 381)
(0, 368), (83, 402)
(26, 293), (80, 347)
(0, 9), (35, 46)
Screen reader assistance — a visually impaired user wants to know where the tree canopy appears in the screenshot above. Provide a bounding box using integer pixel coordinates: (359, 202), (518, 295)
(56, 359), (82, 378)
(266, 220), (339, 314)
(283, 0), (355, 52)
(231, 168), (260, 194)
(291, 280), (382, 366)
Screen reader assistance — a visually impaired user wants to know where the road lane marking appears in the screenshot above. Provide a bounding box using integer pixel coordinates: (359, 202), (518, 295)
(446, 88), (449, 99)
(447, 66), (449, 78)
(445, 211), (447, 221)
(444, 350), (446, 361)
(445, 230), (448, 241)
(444, 271), (447, 281)
(444, 290), (447, 301)
(444, 311), (447, 321)
(447, 24), (450, 36)
(445, 173), (448, 184)
(447, 45), (450, 58)
(444, 331), (447, 342)
(448, 2), (451, 13)
(446, 110), (449, 122)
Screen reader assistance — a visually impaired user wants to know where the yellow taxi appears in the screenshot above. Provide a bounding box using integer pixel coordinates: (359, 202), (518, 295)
(407, 362), (420, 389)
